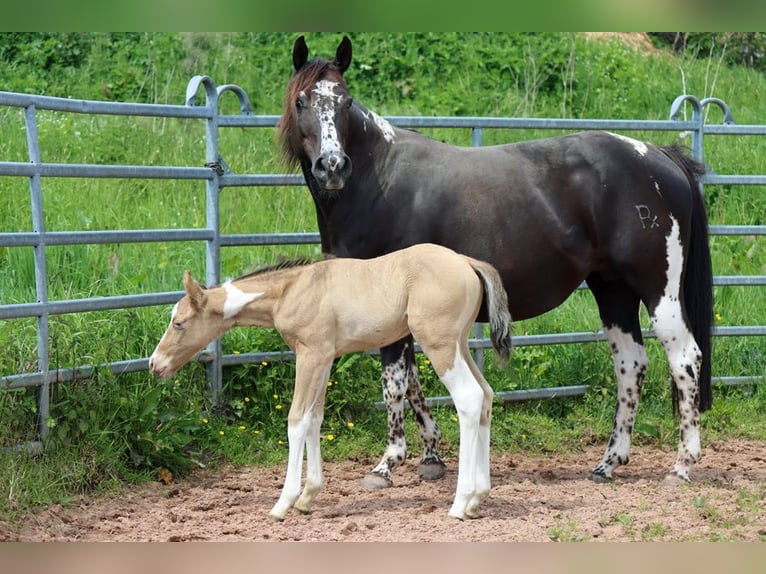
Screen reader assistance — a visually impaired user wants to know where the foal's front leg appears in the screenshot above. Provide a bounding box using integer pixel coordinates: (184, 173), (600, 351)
(269, 354), (332, 520)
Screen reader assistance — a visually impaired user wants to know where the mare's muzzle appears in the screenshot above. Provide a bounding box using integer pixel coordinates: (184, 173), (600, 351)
(312, 152), (352, 191)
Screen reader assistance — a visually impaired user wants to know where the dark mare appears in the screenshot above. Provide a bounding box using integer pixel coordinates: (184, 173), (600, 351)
(278, 35), (713, 486)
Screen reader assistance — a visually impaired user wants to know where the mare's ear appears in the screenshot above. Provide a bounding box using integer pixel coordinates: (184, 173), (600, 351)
(334, 35), (352, 75)
(183, 270), (207, 310)
(293, 35), (309, 72)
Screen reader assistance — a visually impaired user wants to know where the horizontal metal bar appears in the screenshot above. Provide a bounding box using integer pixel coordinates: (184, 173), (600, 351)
(219, 174), (305, 187)
(220, 232), (321, 247)
(704, 174), (766, 186)
(0, 161), (213, 180)
(1, 358), (150, 390)
(0, 90), (209, 119)
(0, 291), (183, 320)
(709, 225), (766, 235)
(0, 229), (213, 247)
(216, 112), (696, 133)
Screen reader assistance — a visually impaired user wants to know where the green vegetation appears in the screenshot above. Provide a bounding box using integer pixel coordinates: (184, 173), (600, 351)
(2, 33), (766, 522)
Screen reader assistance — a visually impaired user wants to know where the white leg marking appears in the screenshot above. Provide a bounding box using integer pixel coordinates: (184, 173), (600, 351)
(652, 217), (702, 481)
(270, 410), (311, 520)
(439, 344), (487, 520)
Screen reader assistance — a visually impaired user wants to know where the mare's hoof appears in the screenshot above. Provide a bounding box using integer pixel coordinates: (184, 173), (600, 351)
(589, 471), (612, 484)
(418, 460), (447, 481)
(359, 473), (393, 490)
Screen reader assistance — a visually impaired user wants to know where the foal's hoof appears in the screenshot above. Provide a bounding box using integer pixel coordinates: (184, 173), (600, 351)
(589, 470), (613, 484)
(359, 473), (393, 490)
(418, 460), (447, 481)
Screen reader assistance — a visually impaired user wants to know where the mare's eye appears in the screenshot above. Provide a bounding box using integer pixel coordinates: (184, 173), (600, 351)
(172, 321), (184, 330)
(296, 98), (304, 111)
(346, 98), (353, 109)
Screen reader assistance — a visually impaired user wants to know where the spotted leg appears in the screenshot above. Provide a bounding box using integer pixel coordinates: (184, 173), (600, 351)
(360, 337), (445, 489)
(587, 275), (647, 482)
(590, 323), (648, 482)
(651, 297), (703, 480)
(403, 341), (446, 480)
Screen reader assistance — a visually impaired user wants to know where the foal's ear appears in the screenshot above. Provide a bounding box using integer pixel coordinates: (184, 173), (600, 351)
(334, 35), (352, 75)
(292, 35), (309, 72)
(183, 270), (207, 310)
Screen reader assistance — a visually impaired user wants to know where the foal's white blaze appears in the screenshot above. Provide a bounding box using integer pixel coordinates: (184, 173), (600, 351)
(311, 80), (344, 158)
(439, 343), (488, 520)
(149, 301), (180, 370)
(223, 282), (262, 320)
(608, 132), (648, 157)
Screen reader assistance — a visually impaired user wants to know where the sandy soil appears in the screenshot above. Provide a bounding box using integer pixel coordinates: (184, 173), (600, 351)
(4, 438), (765, 542)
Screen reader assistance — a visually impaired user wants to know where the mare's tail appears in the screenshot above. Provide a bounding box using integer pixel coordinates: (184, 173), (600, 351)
(466, 258), (512, 362)
(661, 145), (714, 412)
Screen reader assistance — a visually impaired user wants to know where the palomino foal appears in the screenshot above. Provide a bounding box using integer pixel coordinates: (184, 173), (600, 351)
(149, 243), (512, 520)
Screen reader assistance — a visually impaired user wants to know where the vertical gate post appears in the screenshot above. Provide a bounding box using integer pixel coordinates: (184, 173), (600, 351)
(187, 75), (224, 403)
(24, 105), (52, 440)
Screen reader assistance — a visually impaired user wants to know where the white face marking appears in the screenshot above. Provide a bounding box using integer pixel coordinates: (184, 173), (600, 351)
(608, 132), (648, 157)
(364, 110), (396, 143)
(311, 80), (343, 156)
(223, 281), (262, 320)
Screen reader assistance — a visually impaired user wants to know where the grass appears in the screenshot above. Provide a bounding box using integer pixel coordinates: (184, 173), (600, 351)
(2, 33), (766, 524)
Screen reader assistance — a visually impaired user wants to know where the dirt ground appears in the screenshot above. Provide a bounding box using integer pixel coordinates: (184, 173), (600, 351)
(4, 438), (766, 542)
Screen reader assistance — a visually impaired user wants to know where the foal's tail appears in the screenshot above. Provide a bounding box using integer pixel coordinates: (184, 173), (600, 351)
(661, 145), (714, 412)
(466, 257), (512, 362)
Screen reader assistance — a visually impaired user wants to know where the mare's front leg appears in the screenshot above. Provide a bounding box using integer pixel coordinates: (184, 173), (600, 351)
(360, 337), (445, 489)
(269, 352), (333, 520)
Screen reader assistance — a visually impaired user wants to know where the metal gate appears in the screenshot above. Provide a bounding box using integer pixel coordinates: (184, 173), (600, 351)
(2, 77), (765, 446)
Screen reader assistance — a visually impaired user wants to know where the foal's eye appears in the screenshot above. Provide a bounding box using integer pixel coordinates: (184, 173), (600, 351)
(295, 98), (304, 111)
(346, 98), (353, 109)
(172, 321), (184, 330)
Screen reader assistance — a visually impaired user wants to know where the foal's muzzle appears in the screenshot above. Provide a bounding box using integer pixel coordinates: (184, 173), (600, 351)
(312, 152), (352, 191)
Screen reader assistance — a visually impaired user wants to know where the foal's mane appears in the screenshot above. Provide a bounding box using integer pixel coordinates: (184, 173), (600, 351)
(235, 256), (321, 282)
(277, 58), (347, 169)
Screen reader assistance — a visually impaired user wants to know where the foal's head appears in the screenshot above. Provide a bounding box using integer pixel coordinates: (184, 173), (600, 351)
(149, 271), (228, 378)
(278, 35), (354, 192)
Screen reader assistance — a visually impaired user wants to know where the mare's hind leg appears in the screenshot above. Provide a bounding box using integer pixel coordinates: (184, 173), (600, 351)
(651, 292), (703, 483)
(587, 276), (648, 482)
(403, 341), (446, 480)
(361, 338), (444, 489)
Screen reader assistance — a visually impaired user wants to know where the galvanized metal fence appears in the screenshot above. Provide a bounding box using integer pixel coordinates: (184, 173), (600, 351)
(2, 77), (766, 446)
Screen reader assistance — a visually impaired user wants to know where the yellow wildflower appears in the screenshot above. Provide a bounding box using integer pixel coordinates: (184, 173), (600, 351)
(346, 422), (355, 429)
(326, 434), (335, 441)
(201, 417), (209, 424)
(244, 397), (250, 402)
(275, 404), (283, 410)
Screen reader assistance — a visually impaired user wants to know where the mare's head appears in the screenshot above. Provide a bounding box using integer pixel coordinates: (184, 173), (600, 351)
(149, 271), (227, 378)
(278, 35), (354, 192)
